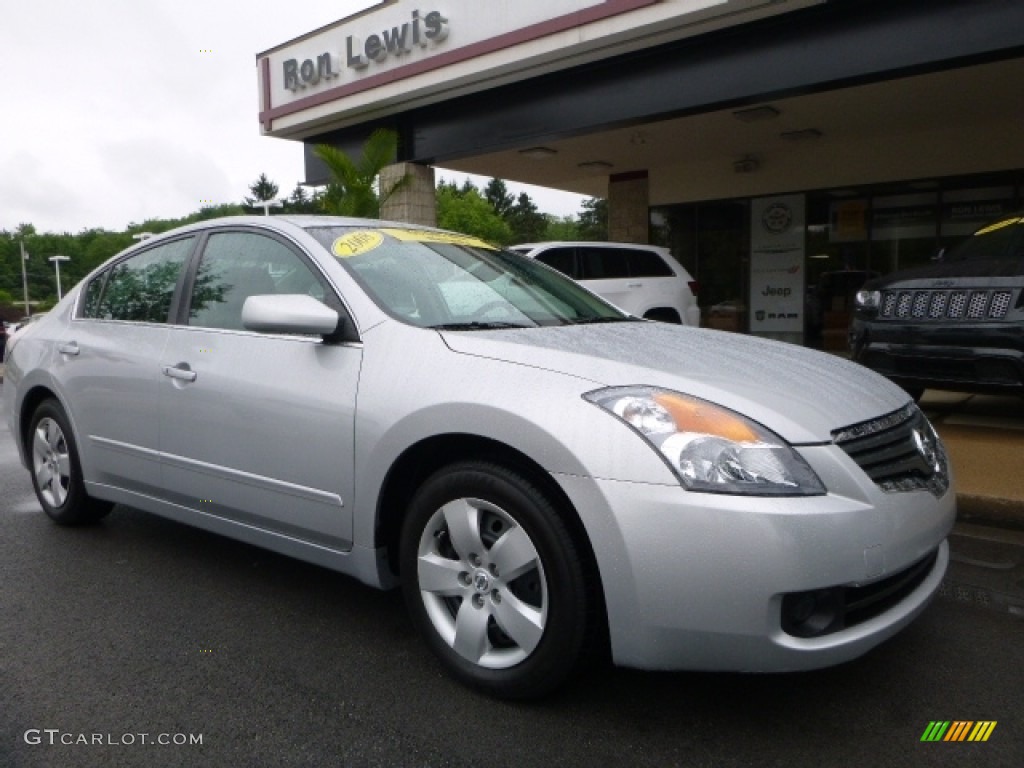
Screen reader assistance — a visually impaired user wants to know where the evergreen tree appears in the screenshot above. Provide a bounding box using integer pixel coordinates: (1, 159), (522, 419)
(506, 192), (548, 244)
(577, 197), (608, 241)
(484, 178), (514, 218)
(245, 173), (280, 206)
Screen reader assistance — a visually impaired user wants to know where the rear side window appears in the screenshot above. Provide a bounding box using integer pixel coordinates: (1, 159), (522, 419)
(579, 247), (631, 279)
(535, 247), (577, 278)
(626, 249), (674, 277)
(84, 237), (194, 322)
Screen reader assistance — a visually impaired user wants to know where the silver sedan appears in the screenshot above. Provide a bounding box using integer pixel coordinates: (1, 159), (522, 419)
(3, 216), (955, 698)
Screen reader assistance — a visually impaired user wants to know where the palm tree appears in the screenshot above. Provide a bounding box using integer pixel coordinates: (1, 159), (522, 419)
(313, 128), (407, 218)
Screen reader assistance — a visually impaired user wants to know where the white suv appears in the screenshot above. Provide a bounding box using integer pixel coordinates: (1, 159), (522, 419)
(510, 242), (700, 326)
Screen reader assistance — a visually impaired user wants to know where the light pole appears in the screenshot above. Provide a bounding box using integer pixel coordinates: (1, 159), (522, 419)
(20, 239), (30, 315)
(49, 255), (70, 301)
(256, 199), (284, 216)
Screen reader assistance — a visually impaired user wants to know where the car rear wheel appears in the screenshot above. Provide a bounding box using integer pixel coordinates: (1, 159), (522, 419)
(643, 307), (682, 324)
(400, 462), (591, 699)
(28, 400), (113, 526)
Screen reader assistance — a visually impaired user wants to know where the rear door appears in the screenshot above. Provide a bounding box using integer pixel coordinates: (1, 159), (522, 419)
(62, 237), (194, 495)
(578, 246), (637, 313)
(157, 229), (361, 549)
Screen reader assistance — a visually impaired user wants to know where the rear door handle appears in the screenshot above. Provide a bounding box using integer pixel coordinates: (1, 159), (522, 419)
(162, 364), (197, 383)
(627, 283), (643, 288)
(57, 342), (80, 356)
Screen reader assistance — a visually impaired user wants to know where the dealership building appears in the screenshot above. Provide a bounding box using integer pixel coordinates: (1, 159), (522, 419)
(257, 0), (1024, 346)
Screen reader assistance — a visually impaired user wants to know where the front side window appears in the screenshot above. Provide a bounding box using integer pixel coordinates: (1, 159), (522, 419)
(86, 237), (194, 322)
(189, 232), (327, 331)
(305, 227), (627, 329)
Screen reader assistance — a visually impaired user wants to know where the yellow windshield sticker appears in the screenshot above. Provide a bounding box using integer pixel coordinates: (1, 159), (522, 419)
(380, 228), (496, 250)
(332, 231), (385, 258)
(974, 217), (1023, 236)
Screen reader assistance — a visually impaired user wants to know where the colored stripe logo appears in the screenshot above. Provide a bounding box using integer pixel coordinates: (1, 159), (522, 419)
(921, 721), (997, 742)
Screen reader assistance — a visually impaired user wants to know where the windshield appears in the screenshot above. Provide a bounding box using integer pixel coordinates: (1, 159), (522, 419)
(305, 226), (630, 329)
(943, 215), (1024, 264)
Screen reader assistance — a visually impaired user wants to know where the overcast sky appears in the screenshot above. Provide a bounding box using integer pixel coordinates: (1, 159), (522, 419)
(1, 0), (583, 235)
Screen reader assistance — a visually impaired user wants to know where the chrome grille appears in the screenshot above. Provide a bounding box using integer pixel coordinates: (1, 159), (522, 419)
(911, 292), (929, 318)
(832, 405), (949, 496)
(966, 292), (988, 319)
(989, 291), (1012, 317)
(878, 288), (1015, 321)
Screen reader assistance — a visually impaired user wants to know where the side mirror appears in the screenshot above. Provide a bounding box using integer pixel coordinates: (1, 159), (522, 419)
(241, 294), (340, 336)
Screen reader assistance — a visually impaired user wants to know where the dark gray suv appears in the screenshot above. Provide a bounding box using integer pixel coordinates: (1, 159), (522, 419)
(850, 214), (1024, 398)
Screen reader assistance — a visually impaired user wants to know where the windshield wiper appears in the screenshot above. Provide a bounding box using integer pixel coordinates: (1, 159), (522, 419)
(429, 321), (533, 331)
(571, 316), (639, 324)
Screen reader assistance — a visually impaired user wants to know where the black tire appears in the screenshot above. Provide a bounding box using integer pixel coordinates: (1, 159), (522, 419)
(400, 462), (591, 699)
(27, 399), (113, 526)
(643, 308), (682, 324)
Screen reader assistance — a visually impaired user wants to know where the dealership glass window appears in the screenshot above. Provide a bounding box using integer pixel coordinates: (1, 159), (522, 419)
(805, 196), (872, 350)
(651, 201), (748, 331)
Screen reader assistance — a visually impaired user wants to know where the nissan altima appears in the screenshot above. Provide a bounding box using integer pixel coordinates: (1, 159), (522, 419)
(3, 216), (955, 698)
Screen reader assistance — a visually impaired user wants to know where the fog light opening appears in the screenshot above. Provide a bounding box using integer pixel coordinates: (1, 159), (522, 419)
(782, 588), (844, 638)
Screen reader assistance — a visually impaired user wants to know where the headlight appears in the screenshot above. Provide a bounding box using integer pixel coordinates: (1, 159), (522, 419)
(584, 387), (825, 496)
(855, 290), (880, 309)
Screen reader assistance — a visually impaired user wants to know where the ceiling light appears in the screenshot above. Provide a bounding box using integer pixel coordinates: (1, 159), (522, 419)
(733, 105), (780, 122)
(780, 128), (823, 141)
(733, 155), (760, 174)
(578, 161), (613, 171)
(518, 146), (557, 159)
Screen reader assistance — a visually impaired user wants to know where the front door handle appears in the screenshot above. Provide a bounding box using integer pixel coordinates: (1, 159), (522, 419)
(162, 364), (197, 383)
(627, 283), (643, 289)
(57, 342), (80, 356)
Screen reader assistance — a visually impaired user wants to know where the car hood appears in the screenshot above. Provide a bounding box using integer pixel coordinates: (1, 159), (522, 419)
(440, 323), (909, 444)
(864, 256), (1024, 287)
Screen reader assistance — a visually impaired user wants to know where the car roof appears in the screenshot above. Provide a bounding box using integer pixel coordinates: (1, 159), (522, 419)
(513, 241), (670, 253)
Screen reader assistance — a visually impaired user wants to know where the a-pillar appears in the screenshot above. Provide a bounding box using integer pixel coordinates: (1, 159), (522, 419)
(379, 163), (437, 226)
(607, 170), (649, 243)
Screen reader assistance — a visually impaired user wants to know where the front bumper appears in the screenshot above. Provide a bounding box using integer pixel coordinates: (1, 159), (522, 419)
(553, 442), (955, 672)
(850, 319), (1024, 395)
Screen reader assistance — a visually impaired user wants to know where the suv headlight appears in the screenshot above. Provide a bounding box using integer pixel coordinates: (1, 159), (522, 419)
(585, 387), (825, 496)
(855, 290), (881, 310)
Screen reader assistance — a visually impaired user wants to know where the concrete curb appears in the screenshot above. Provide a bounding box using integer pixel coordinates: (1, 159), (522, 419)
(957, 494), (1024, 532)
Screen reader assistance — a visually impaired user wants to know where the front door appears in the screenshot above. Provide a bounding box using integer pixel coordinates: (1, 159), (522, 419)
(158, 230), (360, 549)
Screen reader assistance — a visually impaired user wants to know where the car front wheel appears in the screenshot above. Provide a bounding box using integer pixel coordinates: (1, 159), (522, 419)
(28, 399), (113, 526)
(400, 462), (592, 698)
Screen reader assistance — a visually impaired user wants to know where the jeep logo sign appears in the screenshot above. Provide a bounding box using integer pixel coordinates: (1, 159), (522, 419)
(283, 9), (450, 92)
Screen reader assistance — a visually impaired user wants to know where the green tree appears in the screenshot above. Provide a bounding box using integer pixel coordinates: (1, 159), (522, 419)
(245, 173), (279, 206)
(543, 214), (580, 241)
(484, 178), (515, 219)
(436, 183), (513, 245)
(314, 128), (406, 218)
(506, 192), (548, 244)
(577, 197), (608, 241)
(285, 184), (319, 214)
